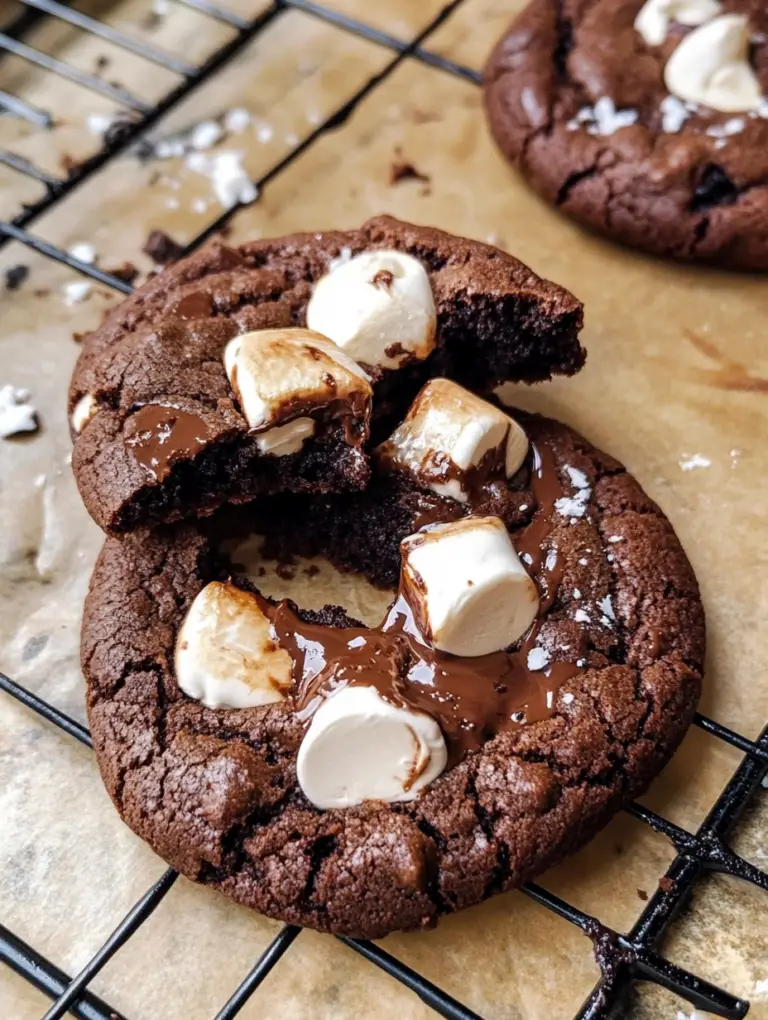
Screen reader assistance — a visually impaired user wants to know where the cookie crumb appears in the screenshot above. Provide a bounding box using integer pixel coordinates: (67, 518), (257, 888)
(105, 261), (139, 284)
(143, 229), (184, 265)
(275, 562), (296, 580)
(659, 876), (675, 893)
(389, 157), (430, 185)
(4, 265), (29, 291)
(637, 887), (648, 901)
(304, 564), (320, 577)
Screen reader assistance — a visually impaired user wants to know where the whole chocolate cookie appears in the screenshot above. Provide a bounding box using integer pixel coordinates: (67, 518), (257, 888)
(69, 216), (584, 535)
(82, 413), (704, 939)
(484, 0), (768, 269)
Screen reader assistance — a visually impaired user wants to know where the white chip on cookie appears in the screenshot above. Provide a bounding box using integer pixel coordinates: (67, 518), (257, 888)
(71, 393), (99, 434)
(306, 250), (437, 369)
(175, 581), (292, 708)
(223, 328), (372, 455)
(634, 0), (722, 47)
(400, 515), (539, 657)
(378, 378), (528, 502)
(296, 685), (447, 808)
(663, 14), (763, 113)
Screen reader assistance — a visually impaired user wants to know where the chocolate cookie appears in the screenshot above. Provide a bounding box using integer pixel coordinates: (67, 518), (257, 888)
(69, 216), (585, 535)
(82, 412), (704, 939)
(484, 0), (768, 270)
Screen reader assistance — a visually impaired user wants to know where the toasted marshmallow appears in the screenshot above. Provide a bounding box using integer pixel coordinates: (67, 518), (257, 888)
(664, 14), (763, 112)
(401, 516), (539, 657)
(378, 379), (528, 503)
(175, 581), (292, 708)
(71, 393), (99, 434)
(634, 0), (722, 47)
(306, 250), (436, 369)
(224, 328), (372, 453)
(297, 685), (447, 808)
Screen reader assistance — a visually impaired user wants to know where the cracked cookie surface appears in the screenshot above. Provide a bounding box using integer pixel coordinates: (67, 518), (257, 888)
(483, 0), (768, 270)
(82, 414), (704, 939)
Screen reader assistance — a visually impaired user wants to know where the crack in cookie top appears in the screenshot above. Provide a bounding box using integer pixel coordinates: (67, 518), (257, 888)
(483, 0), (768, 269)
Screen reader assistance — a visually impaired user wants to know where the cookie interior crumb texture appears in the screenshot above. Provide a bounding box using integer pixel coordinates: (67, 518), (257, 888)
(483, 0), (768, 270)
(68, 216), (585, 535)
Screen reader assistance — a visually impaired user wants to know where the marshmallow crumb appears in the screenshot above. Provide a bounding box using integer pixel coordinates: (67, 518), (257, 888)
(707, 117), (746, 138)
(566, 465), (590, 489)
(660, 95), (690, 133)
(578, 557), (588, 566)
(68, 242), (97, 265)
(527, 647), (551, 671)
(598, 595), (615, 620)
(256, 123), (274, 143)
(185, 150), (257, 210)
(86, 113), (115, 137)
(62, 280), (92, 306)
(190, 119), (224, 151)
(679, 453), (711, 471)
(608, 535), (623, 543)
(545, 549), (558, 572)
(754, 979), (768, 997)
(562, 692), (575, 705)
(0, 385), (38, 438)
(568, 97), (639, 135)
(573, 588), (581, 599)
(574, 608), (591, 623)
(224, 107), (251, 134)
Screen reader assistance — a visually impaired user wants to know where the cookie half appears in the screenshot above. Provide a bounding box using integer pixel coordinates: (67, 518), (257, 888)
(82, 413), (703, 939)
(484, 0), (768, 269)
(69, 216), (585, 535)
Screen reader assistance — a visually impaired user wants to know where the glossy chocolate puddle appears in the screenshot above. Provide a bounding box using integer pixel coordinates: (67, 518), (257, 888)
(227, 439), (584, 768)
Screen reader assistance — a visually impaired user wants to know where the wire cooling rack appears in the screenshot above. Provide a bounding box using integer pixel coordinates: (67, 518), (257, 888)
(1, 2), (767, 1017)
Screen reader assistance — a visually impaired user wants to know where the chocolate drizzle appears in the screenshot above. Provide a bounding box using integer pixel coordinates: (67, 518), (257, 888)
(253, 439), (584, 769)
(125, 404), (213, 482)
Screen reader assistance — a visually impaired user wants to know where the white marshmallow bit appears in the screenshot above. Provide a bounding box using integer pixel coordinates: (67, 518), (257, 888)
(635, 0), (722, 47)
(297, 685), (447, 809)
(306, 250), (436, 370)
(664, 15), (763, 112)
(378, 379), (528, 503)
(224, 328), (371, 454)
(401, 516), (539, 657)
(71, 393), (99, 433)
(175, 581), (291, 708)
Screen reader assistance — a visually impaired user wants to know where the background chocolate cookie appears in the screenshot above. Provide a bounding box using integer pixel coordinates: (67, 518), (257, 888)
(484, 0), (768, 270)
(82, 413), (704, 940)
(69, 216), (585, 535)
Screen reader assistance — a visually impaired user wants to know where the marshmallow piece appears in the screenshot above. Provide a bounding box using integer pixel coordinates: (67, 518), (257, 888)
(297, 685), (447, 808)
(175, 581), (292, 708)
(224, 328), (372, 453)
(401, 516), (539, 657)
(378, 379), (528, 503)
(634, 0), (722, 47)
(306, 250), (437, 369)
(664, 15), (763, 112)
(71, 393), (99, 434)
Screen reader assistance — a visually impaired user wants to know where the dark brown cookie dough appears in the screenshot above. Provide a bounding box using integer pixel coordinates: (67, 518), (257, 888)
(484, 0), (768, 270)
(82, 414), (704, 939)
(69, 216), (584, 536)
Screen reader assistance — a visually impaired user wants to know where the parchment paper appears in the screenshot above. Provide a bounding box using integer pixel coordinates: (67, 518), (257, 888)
(1, 2), (766, 1017)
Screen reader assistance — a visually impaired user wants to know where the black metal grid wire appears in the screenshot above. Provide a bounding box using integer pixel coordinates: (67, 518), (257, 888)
(1, 1), (767, 1017)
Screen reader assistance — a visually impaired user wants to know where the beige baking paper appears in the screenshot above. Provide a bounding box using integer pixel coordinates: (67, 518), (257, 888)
(1, 1), (767, 1018)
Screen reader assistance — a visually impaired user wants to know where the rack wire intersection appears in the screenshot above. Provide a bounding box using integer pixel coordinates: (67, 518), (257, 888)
(1, 1), (767, 1018)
